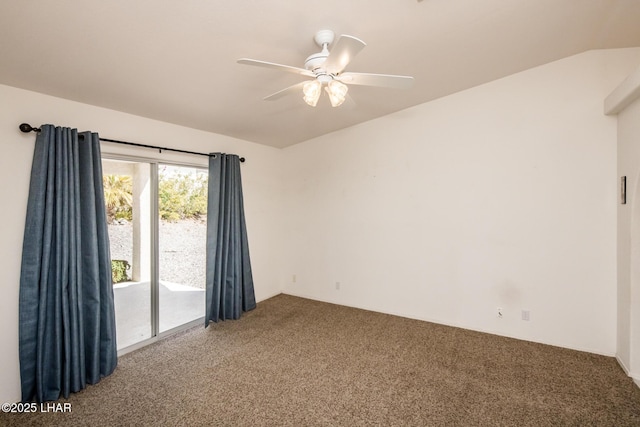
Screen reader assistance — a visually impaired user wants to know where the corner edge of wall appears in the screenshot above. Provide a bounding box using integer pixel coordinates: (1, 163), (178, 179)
(605, 64), (640, 115)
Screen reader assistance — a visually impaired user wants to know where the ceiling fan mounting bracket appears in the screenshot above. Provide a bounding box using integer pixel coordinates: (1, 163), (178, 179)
(304, 29), (335, 71)
(314, 29), (335, 48)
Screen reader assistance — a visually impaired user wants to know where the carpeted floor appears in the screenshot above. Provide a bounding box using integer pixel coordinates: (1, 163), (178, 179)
(3, 294), (640, 426)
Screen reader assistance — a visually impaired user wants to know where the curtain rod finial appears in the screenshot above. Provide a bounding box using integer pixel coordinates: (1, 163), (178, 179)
(240, 157), (245, 163)
(19, 123), (40, 133)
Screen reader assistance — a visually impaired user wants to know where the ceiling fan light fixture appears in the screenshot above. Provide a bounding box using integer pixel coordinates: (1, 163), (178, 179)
(326, 80), (348, 107)
(303, 80), (321, 107)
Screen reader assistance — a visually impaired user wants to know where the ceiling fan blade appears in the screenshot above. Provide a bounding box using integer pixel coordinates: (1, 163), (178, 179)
(237, 58), (315, 78)
(342, 92), (357, 110)
(323, 35), (366, 75)
(337, 72), (414, 89)
(263, 81), (307, 101)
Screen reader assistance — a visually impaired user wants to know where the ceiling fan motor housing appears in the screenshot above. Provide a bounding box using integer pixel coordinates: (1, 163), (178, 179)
(304, 52), (328, 72)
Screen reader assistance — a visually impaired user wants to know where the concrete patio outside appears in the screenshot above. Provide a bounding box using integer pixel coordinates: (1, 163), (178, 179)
(113, 280), (205, 349)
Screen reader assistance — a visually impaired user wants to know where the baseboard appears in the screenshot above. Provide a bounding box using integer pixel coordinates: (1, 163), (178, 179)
(616, 355), (632, 376)
(617, 357), (640, 389)
(257, 290), (283, 303)
(281, 291), (615, 358)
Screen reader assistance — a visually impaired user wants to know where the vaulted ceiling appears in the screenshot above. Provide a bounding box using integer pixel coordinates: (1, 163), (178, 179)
(1, 0), (640, 148)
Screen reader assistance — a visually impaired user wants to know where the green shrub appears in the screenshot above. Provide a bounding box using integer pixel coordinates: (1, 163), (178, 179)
(111, 259), (130, 284)
(114, 210), (132, 221)
(160, 211), (181, 222)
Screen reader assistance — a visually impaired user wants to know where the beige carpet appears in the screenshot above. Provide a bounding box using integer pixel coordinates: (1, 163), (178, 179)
(3, 294), (640, 426)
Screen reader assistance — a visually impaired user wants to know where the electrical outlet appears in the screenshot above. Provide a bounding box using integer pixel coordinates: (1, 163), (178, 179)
(497, 307), (503, 318)
(292, 274), (296, 283)
(522, 310), (530, 321)
(335, 282), (340, 290)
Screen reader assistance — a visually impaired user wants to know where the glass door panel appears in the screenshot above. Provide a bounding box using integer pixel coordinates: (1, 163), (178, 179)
(158, 164), (207, 332)
(103, 159), (152, 350)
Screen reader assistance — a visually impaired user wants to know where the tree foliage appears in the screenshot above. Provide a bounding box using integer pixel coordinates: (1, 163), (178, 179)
(103, 175), (133, 222)
(159, 171), (208, 221)
(103, 171), (208, 223)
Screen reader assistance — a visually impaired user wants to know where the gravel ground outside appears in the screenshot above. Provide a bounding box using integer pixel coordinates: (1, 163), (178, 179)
(108, 219), (207, 289)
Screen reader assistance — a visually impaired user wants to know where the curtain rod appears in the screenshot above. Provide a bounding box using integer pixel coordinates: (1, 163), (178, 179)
(19, 123), (245, 162)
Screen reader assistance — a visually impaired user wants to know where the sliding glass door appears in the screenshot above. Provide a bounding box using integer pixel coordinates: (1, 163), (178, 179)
(103, 159), (206, 351)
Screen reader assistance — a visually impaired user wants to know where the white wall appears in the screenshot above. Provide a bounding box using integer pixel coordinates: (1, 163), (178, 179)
(0, 84), (284, 403)
(281, 48), (640, 356)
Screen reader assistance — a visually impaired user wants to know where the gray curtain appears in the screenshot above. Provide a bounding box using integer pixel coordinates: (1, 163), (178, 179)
(19, 125), (117, 402)
(205, 153), (256, 324)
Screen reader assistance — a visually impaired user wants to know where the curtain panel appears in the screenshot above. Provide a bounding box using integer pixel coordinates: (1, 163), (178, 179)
(205, 153), (256, 324)
(19, 124), (117, 402)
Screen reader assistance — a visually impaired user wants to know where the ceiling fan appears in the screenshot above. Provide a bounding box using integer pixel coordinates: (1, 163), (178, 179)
(237, 29), (414, 107)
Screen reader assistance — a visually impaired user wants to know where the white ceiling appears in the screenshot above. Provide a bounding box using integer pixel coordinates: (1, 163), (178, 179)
(1, 0), (640, 148)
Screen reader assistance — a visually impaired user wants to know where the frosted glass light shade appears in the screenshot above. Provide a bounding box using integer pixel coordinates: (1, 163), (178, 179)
(303, 80), (321, 107)
(326, 80), (348, 107)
